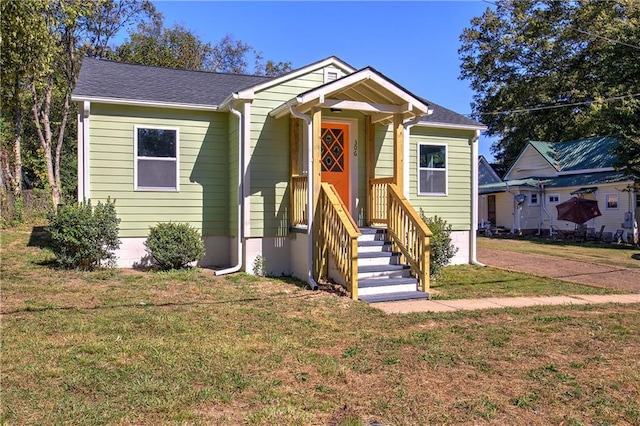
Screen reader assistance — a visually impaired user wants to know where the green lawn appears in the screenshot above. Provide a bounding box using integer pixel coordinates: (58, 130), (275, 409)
(478, 235), (640, 269)
(2, 225), (639, 425)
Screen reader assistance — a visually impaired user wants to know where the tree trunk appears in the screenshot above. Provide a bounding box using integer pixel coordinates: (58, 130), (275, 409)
(11, 77), (23, 197)
(32, 79), (61, 210)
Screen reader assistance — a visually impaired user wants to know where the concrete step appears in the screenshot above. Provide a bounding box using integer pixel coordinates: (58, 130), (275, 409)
(358, 277), (418, 296)
(359, 291), (430, 303)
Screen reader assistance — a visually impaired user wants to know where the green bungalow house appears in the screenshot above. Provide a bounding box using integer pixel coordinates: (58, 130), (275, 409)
(72, 56), (486, 301)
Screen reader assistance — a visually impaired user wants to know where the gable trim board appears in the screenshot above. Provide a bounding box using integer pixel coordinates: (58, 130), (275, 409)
(73, 56), (486, 276)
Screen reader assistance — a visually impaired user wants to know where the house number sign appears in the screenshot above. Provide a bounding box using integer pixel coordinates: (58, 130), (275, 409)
(353, 140), (358, 157)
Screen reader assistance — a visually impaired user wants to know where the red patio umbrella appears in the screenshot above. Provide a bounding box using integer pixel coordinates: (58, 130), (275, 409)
(555, 197), (602, 225)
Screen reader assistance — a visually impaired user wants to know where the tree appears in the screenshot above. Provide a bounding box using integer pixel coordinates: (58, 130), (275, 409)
(1, 0), (157, 210)
(0, 0), (51, 196)
(116, 17), (292, 76)
(459, 0), (640, 179)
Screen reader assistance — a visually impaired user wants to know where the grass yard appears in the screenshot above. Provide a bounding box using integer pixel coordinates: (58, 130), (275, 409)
(2, 225), (640, 425)
(478, 236), (640, 269)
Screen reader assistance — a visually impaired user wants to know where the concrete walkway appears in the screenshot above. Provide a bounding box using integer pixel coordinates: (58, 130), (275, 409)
(374, 293), (640, 314)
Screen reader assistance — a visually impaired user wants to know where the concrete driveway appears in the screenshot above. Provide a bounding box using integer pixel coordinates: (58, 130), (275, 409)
(477, 247), (640, 293)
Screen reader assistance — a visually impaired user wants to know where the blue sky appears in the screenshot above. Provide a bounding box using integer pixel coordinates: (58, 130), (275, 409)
(150, 1), (496, 159)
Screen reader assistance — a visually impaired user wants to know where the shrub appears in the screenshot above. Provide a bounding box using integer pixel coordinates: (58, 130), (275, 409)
(144, 222), (205, 270)
(47, 198), (120, 269)
(420, 212), (458, 278)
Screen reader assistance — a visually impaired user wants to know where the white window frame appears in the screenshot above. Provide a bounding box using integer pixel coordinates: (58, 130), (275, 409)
(605, 193), (619, 210)
(547, 193), (560, 204)
(529, 192), (539, 206)
(417, 142), (448, 196)
(134, 125), (180, 192)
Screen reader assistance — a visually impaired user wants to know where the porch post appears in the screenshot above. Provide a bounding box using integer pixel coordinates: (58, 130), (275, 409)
(393, 113), (404, 194)
(365, 115), (375, 225)
(290, 117), (300, 175)
(311, 108), (325, 280)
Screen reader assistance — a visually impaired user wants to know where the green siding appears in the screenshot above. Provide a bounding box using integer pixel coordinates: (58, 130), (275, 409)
(89, 104), (229, 238)
(408, 127), (474, 231)
(248, 67), (329, 237)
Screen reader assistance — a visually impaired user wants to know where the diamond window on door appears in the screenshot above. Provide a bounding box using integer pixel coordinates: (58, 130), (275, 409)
(321, 127), (344, 172)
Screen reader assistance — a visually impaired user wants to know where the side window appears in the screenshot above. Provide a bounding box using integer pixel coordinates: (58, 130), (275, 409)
(605, 193), (618, 209)
(418, 143), (447, 195)
(529, 193), (539, 206)
(134, 126), (179, 191)
(547, 194), (560, 204)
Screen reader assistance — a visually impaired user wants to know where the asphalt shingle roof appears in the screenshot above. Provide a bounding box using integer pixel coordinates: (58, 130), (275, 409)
(73, 58), (271, 107)
(529, 136), (619, 171)
(419, 98), (485, 129)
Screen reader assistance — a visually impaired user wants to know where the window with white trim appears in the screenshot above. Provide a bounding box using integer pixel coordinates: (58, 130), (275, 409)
(529, 193), (539, 206)
(605, 193), (618, 209)
(547, 194), (560, 204)
(134, 126), (179, 191)
(418, 143), (447, 195)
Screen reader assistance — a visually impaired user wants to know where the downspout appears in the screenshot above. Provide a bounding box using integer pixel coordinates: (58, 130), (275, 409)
(470, 130), (485, 266)
(402, 114), (429, 198)
(289, 106), (318, 290)
(540, 184), (553, 236)
(215, 102), (244, 275)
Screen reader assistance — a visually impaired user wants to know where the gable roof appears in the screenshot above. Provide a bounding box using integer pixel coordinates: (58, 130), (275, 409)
(417, 98), (485, 130)
(528, 136), (619, 172)
(271, 66), (431, 122)
(72, 58), (271, 109)
(478, 155), (502, 185)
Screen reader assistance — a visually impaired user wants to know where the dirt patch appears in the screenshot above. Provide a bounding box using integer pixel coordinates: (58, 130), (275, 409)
(479, 247), (640, 293)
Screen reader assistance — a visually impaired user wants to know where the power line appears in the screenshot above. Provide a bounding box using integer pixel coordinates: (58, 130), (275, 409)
(573, 29), (640, 50)
(472, 93), (639, 116)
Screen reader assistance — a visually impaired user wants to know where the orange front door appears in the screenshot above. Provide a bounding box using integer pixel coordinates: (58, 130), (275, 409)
(321, 123), (350, 209)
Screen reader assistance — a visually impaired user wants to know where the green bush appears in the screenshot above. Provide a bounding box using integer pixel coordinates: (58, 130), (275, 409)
(144, 222), (205, 270)
(47, 198), (120, 269)
(421, 212), (458, 278)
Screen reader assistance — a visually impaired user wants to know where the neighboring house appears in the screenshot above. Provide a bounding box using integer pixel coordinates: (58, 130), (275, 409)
(478, 136), (639, 242)
(477, 155), (502, 228)
(72, 56), (486, 301)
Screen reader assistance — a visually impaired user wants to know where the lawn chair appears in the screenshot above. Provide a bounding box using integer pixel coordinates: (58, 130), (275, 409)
(594, 225), (606, 243)
(574, 224), (587, 243)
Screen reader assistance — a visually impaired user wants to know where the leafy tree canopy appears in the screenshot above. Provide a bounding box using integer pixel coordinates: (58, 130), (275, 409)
(114, 16), (292, 76)
(459, 0), (640, 180)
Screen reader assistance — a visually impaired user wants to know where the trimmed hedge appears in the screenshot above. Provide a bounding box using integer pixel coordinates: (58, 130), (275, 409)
(145, 222), (205, 270)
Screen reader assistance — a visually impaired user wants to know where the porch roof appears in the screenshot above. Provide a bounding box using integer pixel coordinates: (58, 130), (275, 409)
(270, 67), (431, 123)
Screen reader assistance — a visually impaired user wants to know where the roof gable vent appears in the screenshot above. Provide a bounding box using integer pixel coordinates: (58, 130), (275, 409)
(324, 67), (341, 83)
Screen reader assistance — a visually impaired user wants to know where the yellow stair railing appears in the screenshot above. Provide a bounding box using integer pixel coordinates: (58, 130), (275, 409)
(368, 177), (394, 225)
(317, 183), (360, 299)
(387, 183), (433, 292)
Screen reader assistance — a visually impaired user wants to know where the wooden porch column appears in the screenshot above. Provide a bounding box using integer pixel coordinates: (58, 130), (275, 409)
(290, 117), (300, 175)
(365, 115), (375, 224)
(393, 113), (404, 194)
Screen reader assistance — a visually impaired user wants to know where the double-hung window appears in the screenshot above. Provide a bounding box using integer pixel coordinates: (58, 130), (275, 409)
(418, 143), (447, 195)
(134, 126), (179, 191)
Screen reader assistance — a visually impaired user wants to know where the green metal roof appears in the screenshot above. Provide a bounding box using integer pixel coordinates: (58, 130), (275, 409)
(479, 170), (630, 194)
(529, 136), (619, 172)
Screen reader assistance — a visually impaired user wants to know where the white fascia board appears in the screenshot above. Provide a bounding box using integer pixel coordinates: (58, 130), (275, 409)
(234, 57), (356, 100)
(558, 167), (616, 176)
(71, 95), (219, 111)
(413, 121), (487, 131)
(270, 98), (300, 119)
